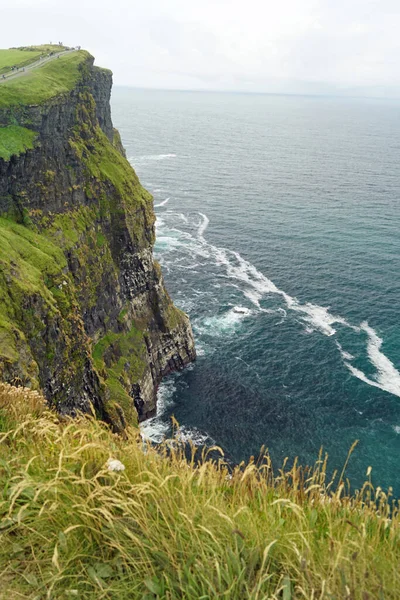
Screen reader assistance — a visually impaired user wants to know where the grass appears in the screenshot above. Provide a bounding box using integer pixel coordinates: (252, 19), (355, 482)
(93, 327), (148, 425)
(0, 216), (68, 323)
(0, 50), (89, 108)
(0, 125), (38, 160)
(0, 384), (398, 599)
(70, 116), (155, 248)
(0, 46), (69, 74)
(0, 216), (72, 383)
(0, 48), (42, 75)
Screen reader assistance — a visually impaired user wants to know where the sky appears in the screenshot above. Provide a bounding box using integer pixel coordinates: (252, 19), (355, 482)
(2, 0), (400, 96)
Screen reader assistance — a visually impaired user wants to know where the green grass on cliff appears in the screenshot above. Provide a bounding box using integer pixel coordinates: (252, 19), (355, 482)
(0, 48), (42, 74)
(0, 217), (71, 382)
(93, 327), (148, 425)
(0, 125), (38, 160)
(0, 216), (68, 321)
(0, 50), (89, 108)
(0, 384), (399, 600)
(70, 120), (155, 248)
(0, 46), (69, 74)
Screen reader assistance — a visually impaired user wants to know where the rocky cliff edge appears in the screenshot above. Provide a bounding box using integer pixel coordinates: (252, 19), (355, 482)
(0, 48), (196, 428)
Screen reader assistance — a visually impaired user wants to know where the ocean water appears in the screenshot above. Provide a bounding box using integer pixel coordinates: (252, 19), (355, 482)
(111, 88), (400, 494)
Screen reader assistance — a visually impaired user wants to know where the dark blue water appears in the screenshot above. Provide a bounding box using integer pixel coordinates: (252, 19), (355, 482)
(111, 88), (400, 494)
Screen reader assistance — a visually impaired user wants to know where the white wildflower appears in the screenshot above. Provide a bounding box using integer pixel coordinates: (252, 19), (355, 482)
(106, 458), (125, 472)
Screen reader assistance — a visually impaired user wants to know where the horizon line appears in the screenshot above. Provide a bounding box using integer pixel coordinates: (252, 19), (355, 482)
(111, 84), (400, 102)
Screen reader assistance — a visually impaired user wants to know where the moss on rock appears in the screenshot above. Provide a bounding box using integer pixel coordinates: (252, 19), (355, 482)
(0, 49), (195, 428)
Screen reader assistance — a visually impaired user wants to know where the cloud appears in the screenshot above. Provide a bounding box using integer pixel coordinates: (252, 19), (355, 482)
(1, 0), (400, 95)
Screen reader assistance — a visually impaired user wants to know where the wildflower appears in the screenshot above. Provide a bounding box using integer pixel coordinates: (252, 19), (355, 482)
(106, 458), (125, 472)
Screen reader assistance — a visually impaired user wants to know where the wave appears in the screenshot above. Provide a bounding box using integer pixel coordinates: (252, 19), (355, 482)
(140, 379), (176, 443)
(197, 212), (210, 239)
(208, 243), (348, 337)
(132, 153), (177, 162)
(335, 341), (355, 361)
(344, 322), (400, 398)
(155, 197), (170, 207)
(156, 210), (400, 400)
(176, 426), (215, 446)
(139, 377), (216, 447)
(194, 306), (252, 337)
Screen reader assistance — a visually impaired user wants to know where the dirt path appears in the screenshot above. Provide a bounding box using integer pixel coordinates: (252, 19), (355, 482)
(0, 48), (77, 84)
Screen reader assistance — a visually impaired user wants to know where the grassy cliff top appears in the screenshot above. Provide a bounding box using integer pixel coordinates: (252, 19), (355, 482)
(0, 45), (69, 74)
(0, 48), (90, 108)
(0, 384), (399, 599)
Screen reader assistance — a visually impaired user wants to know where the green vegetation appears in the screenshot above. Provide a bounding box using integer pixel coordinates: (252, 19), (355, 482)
(0, 385), (398, 599)
(0, 125), (38, 160)
(0, 46), (69, 75)
(70, 94), (154, 248)
(93, 327), (148, 425)
(0, 50), (89, 108)
(14, 45), (69, 54)
(0, 47), (186, 430)
(164, 303), (187, 330)
(0, 215), (68, 333)
(0, 48), (42, 74)
(0, 82), (156, 420)
(0, 216), (87, 391)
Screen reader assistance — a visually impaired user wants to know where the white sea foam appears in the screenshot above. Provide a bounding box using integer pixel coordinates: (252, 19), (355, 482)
(176, 426), (215, 446)
(175, 263), (201, 270)
(197, 213), (210, 239)
(393, 425), (400, 434)
(155, 197), (170, 207)
(156, 211), (400, 399)
(335, 341), (355, 361)
(137, 153), (177, 161)
(343, 322), (400, 398)
(156, 235), (184, 252)
(211, 244), (347, 336)
(140, 380), (176, 443)
(194, 306), (252, 337)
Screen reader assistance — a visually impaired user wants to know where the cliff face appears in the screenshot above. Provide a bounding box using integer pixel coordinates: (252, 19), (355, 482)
(0, 52), (195, 428)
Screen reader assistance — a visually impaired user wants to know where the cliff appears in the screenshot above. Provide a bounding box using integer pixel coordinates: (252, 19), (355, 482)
(0, 46), (195, 428)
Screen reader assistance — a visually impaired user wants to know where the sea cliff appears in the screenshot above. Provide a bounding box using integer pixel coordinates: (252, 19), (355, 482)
(0, 47), (195, 428)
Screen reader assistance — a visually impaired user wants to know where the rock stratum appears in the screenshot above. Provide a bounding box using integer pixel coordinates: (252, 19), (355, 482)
(0, 47), (195, 428)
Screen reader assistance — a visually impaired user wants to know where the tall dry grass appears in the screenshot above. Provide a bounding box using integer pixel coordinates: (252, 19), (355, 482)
(0, 383), (398, 599)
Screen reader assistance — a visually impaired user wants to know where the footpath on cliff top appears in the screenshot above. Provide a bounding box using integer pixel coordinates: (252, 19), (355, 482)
(0, 47), (77, 83)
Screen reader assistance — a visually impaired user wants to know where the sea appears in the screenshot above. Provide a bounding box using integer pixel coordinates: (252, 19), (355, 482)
(111, 88), (400, 495)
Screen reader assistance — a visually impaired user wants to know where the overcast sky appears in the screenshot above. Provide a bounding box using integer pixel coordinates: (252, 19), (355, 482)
(2, 0), (400, 96)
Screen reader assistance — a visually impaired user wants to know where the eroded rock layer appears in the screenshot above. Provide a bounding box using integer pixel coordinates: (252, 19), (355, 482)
(0, 54), (196, 427)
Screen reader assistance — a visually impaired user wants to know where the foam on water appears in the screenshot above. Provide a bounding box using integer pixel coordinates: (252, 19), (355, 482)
(129, 153), (177, 162)
(336, 341), (355, 361)
(156, 210), (400, 400)
(197, 212), (210, 239)
(140, 379), (176, 443)
(176, 426), (215, 446)
(194, 306), (252, 337)
(344, 322), (400, 398)
(155, 197), (170, 207)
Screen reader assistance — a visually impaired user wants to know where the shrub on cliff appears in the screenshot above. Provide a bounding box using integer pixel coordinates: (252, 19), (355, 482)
(0, 384), (398, 599)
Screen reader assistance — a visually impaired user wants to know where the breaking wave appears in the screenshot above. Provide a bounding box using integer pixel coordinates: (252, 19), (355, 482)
(156, 210), (400, 400)
(140, 379), (176, 443)
(154, 197), (170, 207)
(344, 322), (400, 397)
(129, 153), (177, 163)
